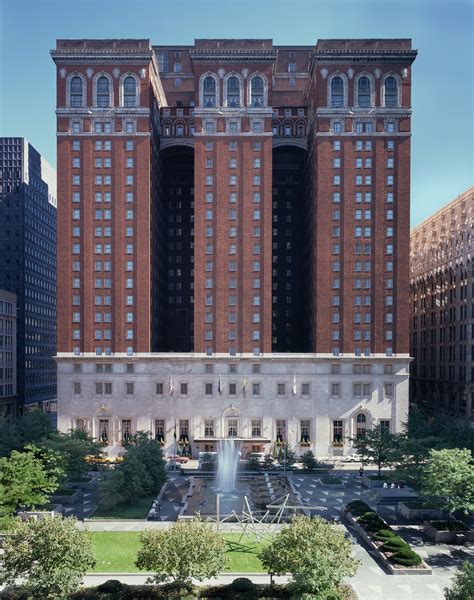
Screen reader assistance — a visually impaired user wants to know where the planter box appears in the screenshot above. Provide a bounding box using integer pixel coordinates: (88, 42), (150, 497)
(373, 489), (418, 504)
(16, 507), (63, 521)
(423, 521), (474, 544)
(398, 502), (443, 521)
(51, 489), (82, 505)
(362, 474), (389, 489)
(320, 479), (344, 490)
(342, 507), (432, 575)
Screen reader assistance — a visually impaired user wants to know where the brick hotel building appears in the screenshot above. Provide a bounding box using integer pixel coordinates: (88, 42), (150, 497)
(52, 38), (416, 455)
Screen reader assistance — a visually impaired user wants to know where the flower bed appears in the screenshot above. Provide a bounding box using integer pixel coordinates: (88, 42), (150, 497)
(398, 501), (443, 521)
(342, 501), (431, 575)
(423, 520), (474, 544)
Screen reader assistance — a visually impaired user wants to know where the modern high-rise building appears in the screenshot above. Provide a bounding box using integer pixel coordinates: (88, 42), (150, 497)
(0, 138), (57, 414)
(52, 38), (416, 455)
(0, 289), (18, 417)
(410, 187), (473, 418)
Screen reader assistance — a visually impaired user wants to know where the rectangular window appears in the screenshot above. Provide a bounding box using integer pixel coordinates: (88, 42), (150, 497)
(204, 419), (214, 437)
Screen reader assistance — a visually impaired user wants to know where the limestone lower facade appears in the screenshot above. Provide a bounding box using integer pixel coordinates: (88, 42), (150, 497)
(57, 353), (410, 458)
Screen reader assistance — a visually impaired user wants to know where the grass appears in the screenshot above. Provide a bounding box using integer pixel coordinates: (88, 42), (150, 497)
(89, 495), (156, 519)
(88, 532), (268, 573)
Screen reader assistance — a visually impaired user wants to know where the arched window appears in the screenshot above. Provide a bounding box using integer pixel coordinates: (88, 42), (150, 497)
(356, 413), (367, 439)
(331, 76), (344, 108)
(203, 76), (217, 108)
(227, 76), (240, 107)
(250, 76), (264, 107)
(123, 76), (137, 107)
(384, 76), (398, 107)
(97, 76), (111, 108)
(70, 76), (83, 107)
(357, 76), (371, 108)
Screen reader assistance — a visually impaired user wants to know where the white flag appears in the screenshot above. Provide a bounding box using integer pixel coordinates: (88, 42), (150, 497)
(169, 375), (174, 395)
(242, 377), (247, 396)
(218, 374), (223, 395)
(292, 374), (297, 396)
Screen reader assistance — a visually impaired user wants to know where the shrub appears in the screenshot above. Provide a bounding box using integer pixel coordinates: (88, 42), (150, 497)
(346, 500), (371, 516)
(372, 528), (397, 541)
(445, 561), (474, 600)
(96, 579), (126, 593)
(389, 548), (422, 567)
(231, 577), (255, 592)
(357, 512), (386, 530)
(379, 537), (410, 553)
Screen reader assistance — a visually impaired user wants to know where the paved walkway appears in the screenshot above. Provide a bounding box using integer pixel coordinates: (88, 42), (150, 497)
(74, 469), (472, 599)
(291, 469), (473, 600)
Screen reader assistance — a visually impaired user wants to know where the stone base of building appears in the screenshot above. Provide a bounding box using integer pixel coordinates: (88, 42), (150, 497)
(56, 352), (410, 458)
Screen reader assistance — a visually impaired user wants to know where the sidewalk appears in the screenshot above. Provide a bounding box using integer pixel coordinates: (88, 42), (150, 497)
(82, 573), (289, 587)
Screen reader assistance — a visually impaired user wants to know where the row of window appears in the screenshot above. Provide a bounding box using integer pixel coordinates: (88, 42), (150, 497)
(201, 73), (266, 108)
(69, 73), (139, 108)
(329, 74), (400, 108)
(332, 120), (397, 134)
(79, 416), (391, 445)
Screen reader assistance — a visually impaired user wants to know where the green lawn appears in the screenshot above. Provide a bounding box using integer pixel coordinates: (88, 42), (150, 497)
(89, 496), (155, 519)
(89, 532), (267, 573)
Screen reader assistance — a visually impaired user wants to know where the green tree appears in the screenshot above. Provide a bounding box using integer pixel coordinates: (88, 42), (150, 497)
(100, 453), (152, 508)
(0, 410), (53, 458)
(40, 430), (100, 481)
(124, 432), (167, 489)
(136, 518), (227, 587)
(0, 515), (95, 598)
(259, 515), (359, 598)
(351, 424), (399, 476)
(420, 448), (474, 516)
(445, 562), (474, 600)
(301, 450), (318, 471)
(0, 448), (61, 517)
(392, 433), (439, 489)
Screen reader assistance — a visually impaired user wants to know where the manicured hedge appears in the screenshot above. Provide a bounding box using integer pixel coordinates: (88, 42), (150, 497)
(389, 548), (422, 567)
(347, 504), (425, 569)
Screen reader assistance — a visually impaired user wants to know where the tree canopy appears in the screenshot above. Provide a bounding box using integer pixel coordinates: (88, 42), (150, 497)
(0, 447), (61, 518)
(420, 448), (474, 516)
(259, 515), (359, 598)
(136, 518), (227, 587)
(0, 515), (95, 598)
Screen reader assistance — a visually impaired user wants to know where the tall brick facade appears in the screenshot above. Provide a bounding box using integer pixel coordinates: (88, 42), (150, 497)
(53, 38), (416, 455)
(52, 38), (416, 357)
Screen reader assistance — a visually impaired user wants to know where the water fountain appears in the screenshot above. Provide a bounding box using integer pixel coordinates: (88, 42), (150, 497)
(216, 438), (240, 493)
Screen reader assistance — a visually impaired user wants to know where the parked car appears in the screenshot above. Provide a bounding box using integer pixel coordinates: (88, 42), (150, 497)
(340, 454), (361, 463)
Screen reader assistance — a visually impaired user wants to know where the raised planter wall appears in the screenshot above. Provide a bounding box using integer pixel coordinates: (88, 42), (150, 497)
(362, 474), (388, 489)
(423, 522), (474, 544)
(342, 507), (432, 575)
(398, 502), (443, 521)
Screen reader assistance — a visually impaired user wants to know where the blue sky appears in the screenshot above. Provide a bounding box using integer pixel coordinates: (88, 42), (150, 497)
(0, 0), (472, 226)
